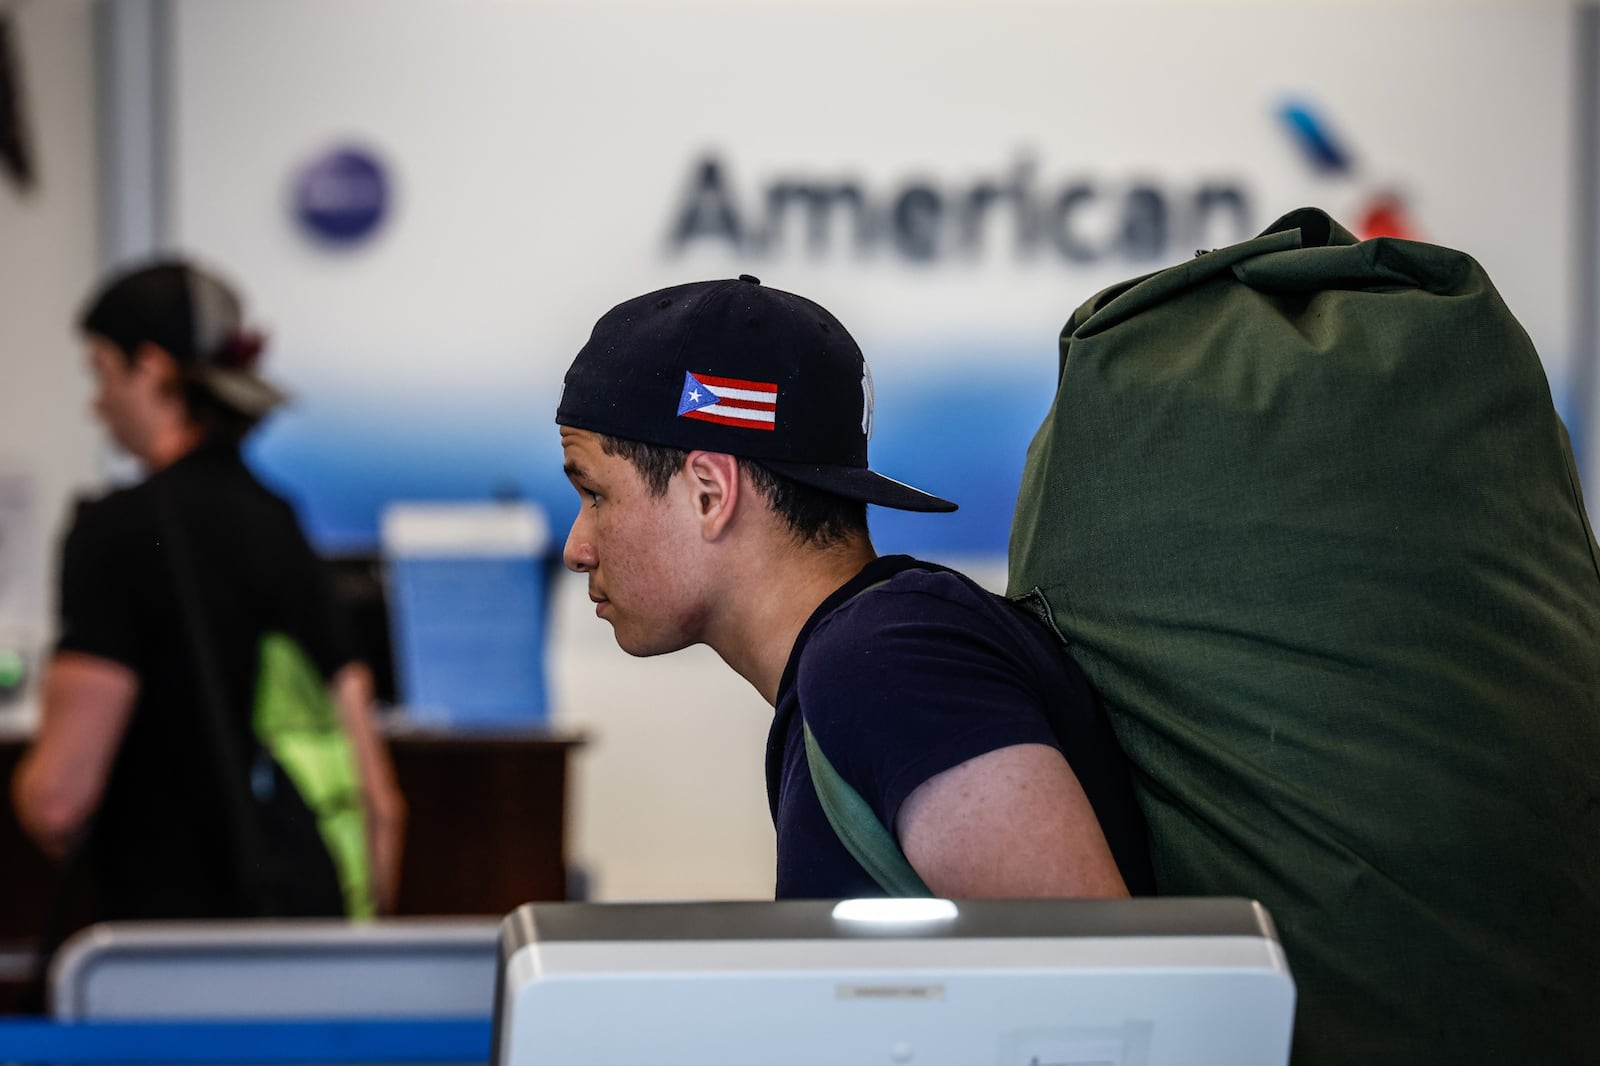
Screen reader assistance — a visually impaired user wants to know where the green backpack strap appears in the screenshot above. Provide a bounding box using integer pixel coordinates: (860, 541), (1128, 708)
(254, 633), (375, 919)
(802, 719), (932, 897)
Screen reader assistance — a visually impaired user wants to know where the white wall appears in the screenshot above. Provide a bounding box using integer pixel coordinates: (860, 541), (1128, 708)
(548, 584), (776, 899)
(0, 0), (102, 720)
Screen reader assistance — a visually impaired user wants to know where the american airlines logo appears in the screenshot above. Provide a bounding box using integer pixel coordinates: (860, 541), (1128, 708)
(1278, 99), (1420, 240)
(665, 152), (1256, 266)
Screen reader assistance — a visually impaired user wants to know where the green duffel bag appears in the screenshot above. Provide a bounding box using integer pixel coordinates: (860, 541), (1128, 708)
(1009, 207), (1600, 1066)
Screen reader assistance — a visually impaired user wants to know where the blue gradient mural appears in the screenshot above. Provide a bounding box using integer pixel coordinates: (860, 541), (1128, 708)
(245, 348), (1061, 561)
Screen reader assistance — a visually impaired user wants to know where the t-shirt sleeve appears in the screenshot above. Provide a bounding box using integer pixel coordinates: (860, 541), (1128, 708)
(796, 584), (1060, 835)
(55, 499), (142, 670)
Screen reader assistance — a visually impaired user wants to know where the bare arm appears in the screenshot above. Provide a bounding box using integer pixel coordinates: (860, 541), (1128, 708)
(895, 742), (1129, 899)
(11, 652), (139, 860)
(330, 663), (407, 914)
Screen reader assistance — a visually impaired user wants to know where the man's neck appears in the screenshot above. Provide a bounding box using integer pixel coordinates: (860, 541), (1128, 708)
(709, 536), (877, 707)
(141, 419), (206, 472)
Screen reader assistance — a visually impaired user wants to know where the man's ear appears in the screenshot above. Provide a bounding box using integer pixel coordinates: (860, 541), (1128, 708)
(683, 451), (742, 539)
(131, 342), (182, 395)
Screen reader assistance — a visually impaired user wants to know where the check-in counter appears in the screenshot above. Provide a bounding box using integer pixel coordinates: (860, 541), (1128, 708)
(0, 718), (586, 1012)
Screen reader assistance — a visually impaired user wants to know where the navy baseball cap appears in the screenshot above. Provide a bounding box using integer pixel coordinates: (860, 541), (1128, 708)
(557, 275), (957, 513)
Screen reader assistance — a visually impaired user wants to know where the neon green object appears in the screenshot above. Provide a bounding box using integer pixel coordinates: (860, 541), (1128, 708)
(251, 633), (374, 918)
(0, 647), (25, 690)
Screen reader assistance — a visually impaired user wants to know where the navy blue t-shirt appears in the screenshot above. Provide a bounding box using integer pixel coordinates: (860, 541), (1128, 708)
(765, 555), (1154, 898)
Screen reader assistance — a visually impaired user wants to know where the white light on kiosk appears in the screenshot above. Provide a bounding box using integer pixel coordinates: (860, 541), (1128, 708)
(831, 899), (959, 923)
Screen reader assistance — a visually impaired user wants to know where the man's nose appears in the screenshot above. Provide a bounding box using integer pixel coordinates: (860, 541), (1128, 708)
(564, 519), (595, 573)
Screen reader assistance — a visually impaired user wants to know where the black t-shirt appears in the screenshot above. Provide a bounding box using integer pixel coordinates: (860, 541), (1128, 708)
(766, 555), (1154, 899)
(55, 443), (351, 919)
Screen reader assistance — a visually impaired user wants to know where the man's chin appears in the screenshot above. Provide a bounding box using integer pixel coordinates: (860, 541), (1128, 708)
(609, 626), (688, 659)
(615, 639), (675, 659)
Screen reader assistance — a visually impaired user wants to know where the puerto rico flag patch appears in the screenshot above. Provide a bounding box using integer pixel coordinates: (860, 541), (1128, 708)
(676, 371), (778, 430)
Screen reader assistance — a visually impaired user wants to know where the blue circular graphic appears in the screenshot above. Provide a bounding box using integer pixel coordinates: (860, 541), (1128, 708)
(293, 146), (390, 244)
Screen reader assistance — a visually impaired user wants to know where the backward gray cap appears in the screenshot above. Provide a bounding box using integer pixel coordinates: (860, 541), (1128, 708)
(79, 258), (288, 417)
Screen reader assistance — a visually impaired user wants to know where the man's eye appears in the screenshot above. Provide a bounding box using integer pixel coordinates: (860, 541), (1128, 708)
(586, 490), (601, 507)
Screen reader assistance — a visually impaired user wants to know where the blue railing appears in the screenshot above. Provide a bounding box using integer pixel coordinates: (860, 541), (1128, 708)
(0, 1018), (492, 1064)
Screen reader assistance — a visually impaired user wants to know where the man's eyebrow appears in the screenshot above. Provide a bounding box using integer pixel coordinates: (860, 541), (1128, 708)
(562, 460), (587, 482)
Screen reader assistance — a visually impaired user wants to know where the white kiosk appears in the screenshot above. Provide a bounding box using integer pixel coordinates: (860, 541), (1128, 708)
(493, 897), (1295, 1065)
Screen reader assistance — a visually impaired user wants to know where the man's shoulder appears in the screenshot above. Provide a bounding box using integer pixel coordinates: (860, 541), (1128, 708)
(788, 557), (1086, 833)
(66, 481), (157, 548)
(870, 560), (998, 606)
(814, 558), (1013, 640)
(797, 556), (1081, 707)
(160, 447), (308, 540)
(797, 560), (1035, 689)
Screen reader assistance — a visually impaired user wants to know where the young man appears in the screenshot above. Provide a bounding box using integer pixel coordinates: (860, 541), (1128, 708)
(557, 274), (1152, 898)
(12, 260), (405, 918)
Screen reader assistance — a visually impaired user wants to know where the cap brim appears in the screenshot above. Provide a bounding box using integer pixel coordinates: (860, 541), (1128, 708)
(195, 367), (290, 417)
(757, 459), (958, 513)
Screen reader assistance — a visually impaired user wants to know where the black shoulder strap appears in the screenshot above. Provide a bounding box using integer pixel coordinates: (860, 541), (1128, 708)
(150, 478), (277, 915)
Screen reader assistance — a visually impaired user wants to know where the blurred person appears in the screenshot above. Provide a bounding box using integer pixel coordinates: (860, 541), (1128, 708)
(11, 260), (405, 919)
(557, 275), (1152, 898)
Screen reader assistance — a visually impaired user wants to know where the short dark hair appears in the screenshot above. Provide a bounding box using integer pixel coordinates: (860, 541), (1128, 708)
(598, 434), (868, 547)
(92, 338), (263, 446)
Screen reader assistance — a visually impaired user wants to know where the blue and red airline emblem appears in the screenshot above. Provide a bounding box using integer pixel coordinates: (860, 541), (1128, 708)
(1277, 99), (1419, 241)
(677, 371), (778, 430)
